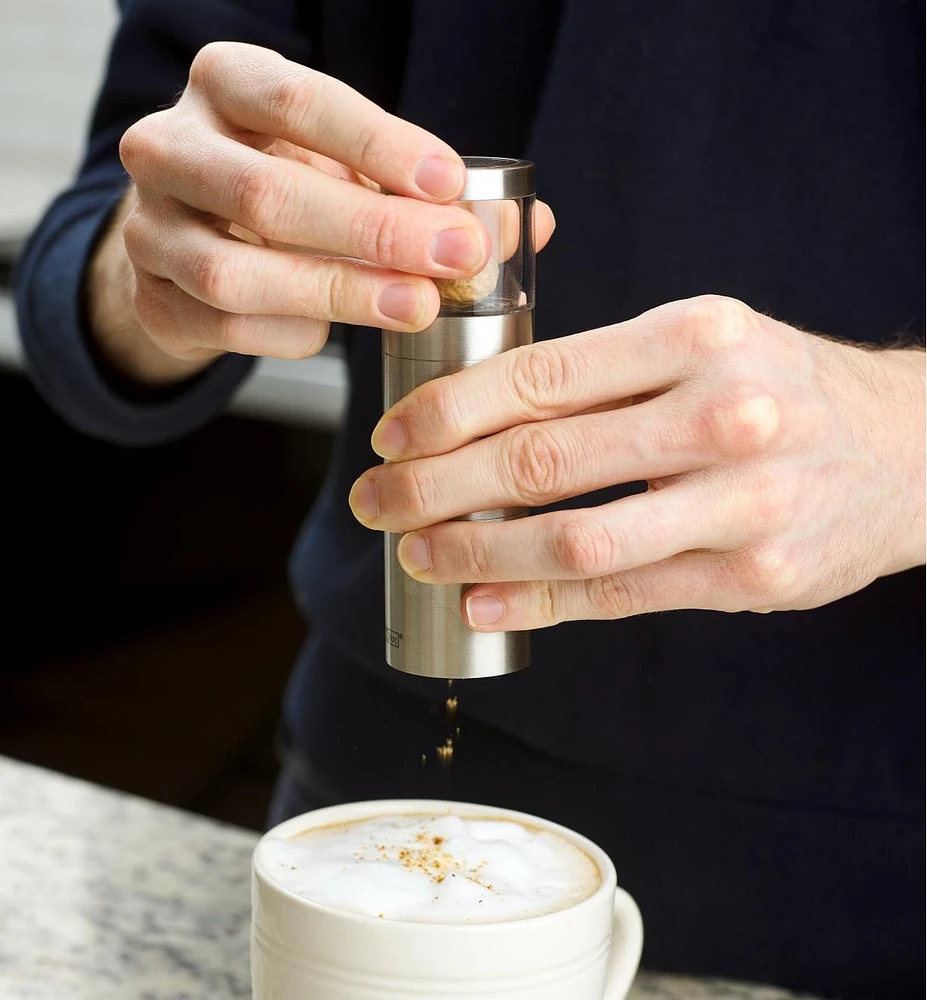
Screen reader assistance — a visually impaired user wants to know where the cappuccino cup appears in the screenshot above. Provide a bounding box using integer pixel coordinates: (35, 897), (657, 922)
(251, 799), (643, 999)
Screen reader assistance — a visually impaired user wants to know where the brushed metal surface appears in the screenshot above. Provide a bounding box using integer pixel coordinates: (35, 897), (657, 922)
(458, 157), (533, 200)
(383, 310), (532, 363)
(383, 312), (533, 678)
(385, 532), (529, 679)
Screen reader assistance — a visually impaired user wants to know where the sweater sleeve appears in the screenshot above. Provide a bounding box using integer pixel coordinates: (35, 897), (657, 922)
(12, 0), (314, 446)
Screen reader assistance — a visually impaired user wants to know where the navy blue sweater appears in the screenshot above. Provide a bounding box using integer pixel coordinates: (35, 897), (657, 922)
(15, 2), (925, 994)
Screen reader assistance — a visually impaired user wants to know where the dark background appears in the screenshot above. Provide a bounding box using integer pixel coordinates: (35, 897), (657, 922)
(1, 248), (333, 829)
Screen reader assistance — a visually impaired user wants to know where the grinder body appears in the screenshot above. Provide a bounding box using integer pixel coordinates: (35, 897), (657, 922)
(382, 158), (536, 680)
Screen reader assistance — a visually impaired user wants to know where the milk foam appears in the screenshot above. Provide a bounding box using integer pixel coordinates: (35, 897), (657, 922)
(259, 813), (600, 924)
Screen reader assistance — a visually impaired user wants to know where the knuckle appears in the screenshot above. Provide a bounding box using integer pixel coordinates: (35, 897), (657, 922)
(458, 530), (493, 581)
(350, 202), (404, 266)
(188, 247), (235, 307)
(230, 160), (287, 234)
(352, 120), (381, 169)
(374, 207), (405, 266)
(556, 518), (616, 578)
(120, 208), (147, 261)
(189, 41), (238, 90)
(422, 377), (465, 436)
(679, 294), (751, 353)
(119, 113), (169, 178)
(510, 343), (572, 415)
(118, 122), (146, 173)
(267, 69), (322, 136)
(587, 573), (639, 619)
(705, 392), (781, 456)
(506, 424), (570, 503)
(736, 544), (798, 602)
(536, 582), (560, 627)
(397, 461), (440, 521)
(320, 266), (351, 320)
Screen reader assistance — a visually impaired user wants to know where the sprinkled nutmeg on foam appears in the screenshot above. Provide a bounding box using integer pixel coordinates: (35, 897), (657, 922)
(353, 828), (494, 892)
(260, 813), (601, 924)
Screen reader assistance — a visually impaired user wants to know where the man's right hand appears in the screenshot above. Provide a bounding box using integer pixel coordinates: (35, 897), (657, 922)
(88, 41), (554, 386)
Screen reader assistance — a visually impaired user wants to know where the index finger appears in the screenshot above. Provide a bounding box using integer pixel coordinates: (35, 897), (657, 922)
(189, 42), (465, 202)
(371, 306), (688, 461)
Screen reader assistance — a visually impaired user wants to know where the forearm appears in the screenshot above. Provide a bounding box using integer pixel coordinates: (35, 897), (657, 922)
(825, 337), (926, 575)
(868, 345), (926, 574)
(86, 186), (216, 386)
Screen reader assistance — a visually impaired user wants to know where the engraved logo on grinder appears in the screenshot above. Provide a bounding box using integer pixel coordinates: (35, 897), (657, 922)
(386, 628), (402, 649)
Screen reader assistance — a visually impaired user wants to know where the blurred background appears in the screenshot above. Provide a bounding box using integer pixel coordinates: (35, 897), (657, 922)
(0, 0), (346, 830)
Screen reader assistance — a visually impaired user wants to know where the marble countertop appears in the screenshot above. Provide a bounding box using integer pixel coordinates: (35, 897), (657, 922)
(0, 755), (813, 1000)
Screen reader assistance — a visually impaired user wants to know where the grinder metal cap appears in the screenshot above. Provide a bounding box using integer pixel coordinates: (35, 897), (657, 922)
(458, 157), (534, 200)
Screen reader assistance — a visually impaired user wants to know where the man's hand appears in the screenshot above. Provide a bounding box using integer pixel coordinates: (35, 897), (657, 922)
(88, 41), (555, 385)
(349, 295), (926, 630)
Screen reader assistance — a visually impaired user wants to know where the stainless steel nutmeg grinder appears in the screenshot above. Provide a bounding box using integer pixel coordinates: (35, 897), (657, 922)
(383, 157), (535, 680)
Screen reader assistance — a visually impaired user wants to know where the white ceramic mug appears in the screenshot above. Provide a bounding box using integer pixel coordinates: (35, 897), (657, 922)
(252, 799), (643, 1000)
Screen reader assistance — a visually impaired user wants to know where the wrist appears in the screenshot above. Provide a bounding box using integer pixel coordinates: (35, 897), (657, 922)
(858, 345), (926, 575)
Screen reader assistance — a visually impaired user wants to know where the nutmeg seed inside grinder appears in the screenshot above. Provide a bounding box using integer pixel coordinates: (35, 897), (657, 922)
(383, 157), (535, 680)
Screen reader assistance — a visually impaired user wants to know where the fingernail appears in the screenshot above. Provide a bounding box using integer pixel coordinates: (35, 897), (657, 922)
(378, 283), (425, 325)
(399, 533), (432, 574)
(349, 477), (379, 523)
(371, 418), (407, 459)
(414, 156), (463, 200)
(465, 595), (505, 627)
(431, 228), (484, 270)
